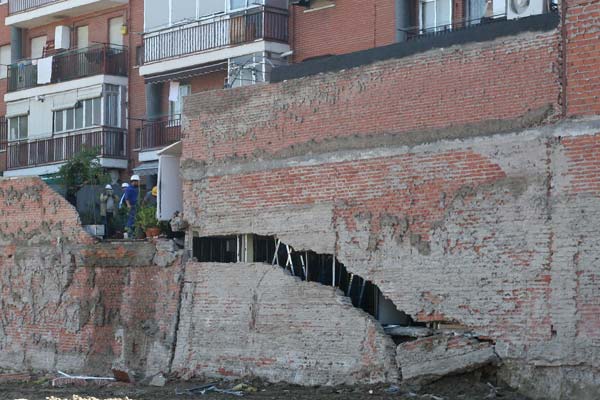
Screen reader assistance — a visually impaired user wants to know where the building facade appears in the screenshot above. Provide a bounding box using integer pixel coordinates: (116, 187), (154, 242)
(0, 0), (532, 182)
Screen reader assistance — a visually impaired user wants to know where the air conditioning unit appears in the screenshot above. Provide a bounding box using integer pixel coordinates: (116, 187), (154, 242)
(55, 25), (70, 50)
(507, 0), (546, 19)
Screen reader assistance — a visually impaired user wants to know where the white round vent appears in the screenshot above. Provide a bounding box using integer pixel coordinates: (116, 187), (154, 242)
(510, 0), (531, 14)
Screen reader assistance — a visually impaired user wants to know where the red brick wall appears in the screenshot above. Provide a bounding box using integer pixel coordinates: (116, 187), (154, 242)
(184, 29), (561, 163)
(290, 0), (397, 63)
(564, 0), (600, 116)
(0, 3), (12, 116)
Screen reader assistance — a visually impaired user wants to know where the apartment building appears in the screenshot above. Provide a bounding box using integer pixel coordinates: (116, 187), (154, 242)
(0, 0), (555, 181)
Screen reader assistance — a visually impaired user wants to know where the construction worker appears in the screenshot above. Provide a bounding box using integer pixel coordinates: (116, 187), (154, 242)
(123, 175), (141, 236)
(99, 184), (118, 239)
(143, 185), (158, 207)
(118, 182), (129, 209)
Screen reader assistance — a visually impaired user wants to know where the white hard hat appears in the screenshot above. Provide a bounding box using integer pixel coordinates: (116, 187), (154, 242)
(105, 184), (113, 189)
(130, 174), (141, 181)
(121, 182), (129, 188)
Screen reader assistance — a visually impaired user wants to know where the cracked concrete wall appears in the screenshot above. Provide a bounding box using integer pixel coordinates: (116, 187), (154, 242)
(171, 262), (398, 385)
(0, 177), (183, 380)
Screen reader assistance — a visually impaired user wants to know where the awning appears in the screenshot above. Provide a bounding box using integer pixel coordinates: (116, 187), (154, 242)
(133, 161), (159, 176)
(145, 61), (228, 84)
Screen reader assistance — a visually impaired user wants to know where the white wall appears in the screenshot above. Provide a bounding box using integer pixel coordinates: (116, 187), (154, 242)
(157, 154), (183, 221)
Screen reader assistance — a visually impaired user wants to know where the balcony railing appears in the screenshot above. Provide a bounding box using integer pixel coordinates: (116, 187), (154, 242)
(137, 116), (182, 151)
(398, 14), (510, 41)
(8, 0), (60, 14)
(7, 44), (128, 92)
(143, 7), (288, 64)
(6, 128), (126, 170)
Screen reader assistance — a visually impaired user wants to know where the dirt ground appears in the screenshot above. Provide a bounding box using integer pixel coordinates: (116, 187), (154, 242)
(1, 373), (533, 400)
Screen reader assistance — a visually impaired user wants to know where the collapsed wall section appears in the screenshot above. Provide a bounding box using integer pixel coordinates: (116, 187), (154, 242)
(171, 262), (398, 385)
(0, 177), (183, 380)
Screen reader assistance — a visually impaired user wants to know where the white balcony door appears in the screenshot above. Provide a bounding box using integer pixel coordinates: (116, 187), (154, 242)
(109, 17), (124, 46)
(31, 35), (47, 59)
(77, 26), (89, 49)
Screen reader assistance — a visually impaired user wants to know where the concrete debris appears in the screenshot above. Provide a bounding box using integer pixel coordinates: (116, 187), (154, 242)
(52, 371), (116, 387)
(170, 212), (188, 232)
(175, 382), (245, 396)
(397, 334), (498, 384)
(231, 383), (258, 393)
(384, 325), (433, 338)
(149, 373), (167, 387)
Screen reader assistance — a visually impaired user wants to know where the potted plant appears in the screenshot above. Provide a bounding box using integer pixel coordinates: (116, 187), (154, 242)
(136, 205), (160, 238)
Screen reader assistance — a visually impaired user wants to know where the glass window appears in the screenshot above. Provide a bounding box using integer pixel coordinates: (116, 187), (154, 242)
(0, 45), (10, 79)
(66, 109), (74, 130)
(169, 84), (191, 119)
(172, 0), (197, 24)
(55, 110), (64, 132)
(77, 26), (89, 49)
(84, 99), (93, 127)
(75, 104), (84, 129)
(104, 85), (121, 127)
(109, 17), (124, 46)
(30, 36), (47, 59)
(145, 0), (170, 30)
(199, 0), (226, 17)
(93, 98), (101, 125)
(9, 116), (27, 141)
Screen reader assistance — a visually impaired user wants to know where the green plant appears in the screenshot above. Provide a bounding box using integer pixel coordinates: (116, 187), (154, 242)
(54, 147), (109, 205)
(135, 205), (159, 232)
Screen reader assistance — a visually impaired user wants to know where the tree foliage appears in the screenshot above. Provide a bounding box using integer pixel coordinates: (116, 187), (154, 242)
(56, 147), (109, 204)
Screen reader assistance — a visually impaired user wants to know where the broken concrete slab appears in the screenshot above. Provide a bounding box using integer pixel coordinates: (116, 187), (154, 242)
(397, 334), (498, 384)
(384, 326), (433, 338)
(149, 373), (166, 387)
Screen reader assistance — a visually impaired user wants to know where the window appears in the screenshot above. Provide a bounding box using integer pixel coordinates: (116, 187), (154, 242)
(31, 35), (47, 59)
(104, 84), (122, 127)
(77, 26), (89, 49)
(169, 84), (191, 120)
(54, 98), (101, 133)
(0, 45), (10, 79)
(419, 0), (452, 32)
(9, 115), (27, 141)
(144, 0), (232, 31)
(109, 17), (124, 47)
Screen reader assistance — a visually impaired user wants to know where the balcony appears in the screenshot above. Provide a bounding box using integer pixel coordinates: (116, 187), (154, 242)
(7, 44), (127, 93)
(137, 116), (182, 152)
(140, 7), (289, 76)
(6, 128), (126, 171)
(6, 0), (128, 28)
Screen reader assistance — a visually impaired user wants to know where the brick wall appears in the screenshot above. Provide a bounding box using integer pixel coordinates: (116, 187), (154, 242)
(564, 0), (600, 116)
(183, 28), (561, 164)
(291, 0), (397, 63)
(0, 177), (182, 379)
(171, 262), (398, 385)
(180, 16), (600, 398)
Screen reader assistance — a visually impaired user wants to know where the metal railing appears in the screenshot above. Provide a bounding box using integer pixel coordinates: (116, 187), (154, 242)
(8, 0), (61, 14)
(398, 14), (509, 41)
(136, 115), (182, 151)
(6, 128), (126, 170)
(143, 7), (288, 64)
(7, 44), (128, 92)
(0, 117), (7, 152)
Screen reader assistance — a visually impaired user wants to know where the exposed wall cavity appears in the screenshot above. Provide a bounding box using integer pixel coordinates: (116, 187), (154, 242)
(191, 233), (418, 336)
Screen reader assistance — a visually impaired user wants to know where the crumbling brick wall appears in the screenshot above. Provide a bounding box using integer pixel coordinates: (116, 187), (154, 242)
(0, 177), (182, 379)
(180, 16), (600, 399)
(171, 262), (398, 385)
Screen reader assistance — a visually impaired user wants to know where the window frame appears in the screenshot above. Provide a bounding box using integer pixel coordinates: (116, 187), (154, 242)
(419, 0), (453, 33)
(53, 97), (102, 134)
(9, 115), (28, 141)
